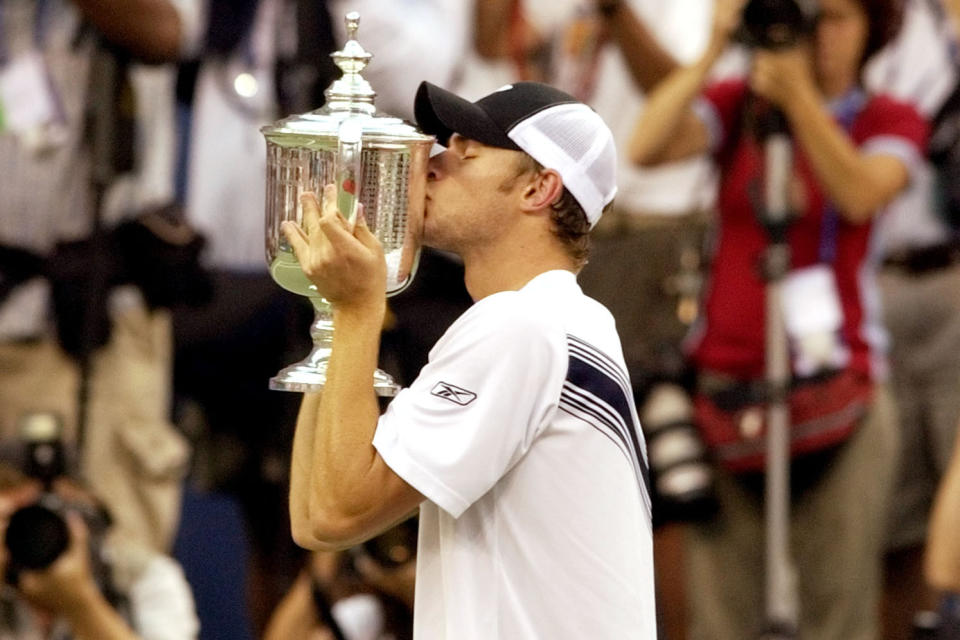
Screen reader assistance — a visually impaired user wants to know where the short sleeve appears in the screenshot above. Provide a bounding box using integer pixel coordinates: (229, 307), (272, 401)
(696, 79), (749, 154)
(854, 95), (930, 174)
(372, 294), (567, 518)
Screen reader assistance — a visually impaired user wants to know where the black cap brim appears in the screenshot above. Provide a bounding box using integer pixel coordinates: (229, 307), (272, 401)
(414, 82), (521, 151)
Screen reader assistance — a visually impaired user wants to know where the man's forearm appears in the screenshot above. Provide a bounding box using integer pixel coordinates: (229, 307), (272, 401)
(263, 572), (318, 640)
(311, 308), (385, 519)
(290, 392), (321, 547)
(927, 430), (960, 591)
(71, 0), (182, 62)
(628, 36), (722, 166)
(289, 305), (388, 548)
(64, 583), (140, 640)
(784, 88), (910, 223)
(475, 0), (515, 59)
(599, 1), (678, 92)
(946, 0), (960, 46)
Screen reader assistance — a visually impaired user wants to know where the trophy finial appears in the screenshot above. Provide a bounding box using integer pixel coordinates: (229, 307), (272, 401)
(345, 11), (360, 39)
(325, 12), (376, 113)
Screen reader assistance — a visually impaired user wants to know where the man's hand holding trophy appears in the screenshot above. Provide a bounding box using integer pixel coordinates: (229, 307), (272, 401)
(281, 185), (387, 317)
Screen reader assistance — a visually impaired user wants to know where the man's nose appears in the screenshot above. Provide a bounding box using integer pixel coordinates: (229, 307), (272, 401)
(427, 152), (446, 181)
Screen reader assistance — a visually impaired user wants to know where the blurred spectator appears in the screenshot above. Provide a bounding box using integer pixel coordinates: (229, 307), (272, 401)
(0, 0), (198, 555)
(861, 1), (960, 636)
(0, 414), (198, 640)
(264, 521), (416, 640)
(630, 0), (927, 638)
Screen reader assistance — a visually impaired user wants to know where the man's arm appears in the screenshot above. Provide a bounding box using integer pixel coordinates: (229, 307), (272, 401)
(628, 0), (743, 166)
(71, 0), (183, 63)
(926, 420), (960, 591)
(284, 188), (423, 550)
(945, 0), (960, 45)
(595, 0), (679, 92)
(474, 0), (515, 59)
(475, 0), (678, 91)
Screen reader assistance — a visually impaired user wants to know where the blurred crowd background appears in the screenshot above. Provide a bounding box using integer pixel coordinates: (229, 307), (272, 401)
(1, 0), (960, 639)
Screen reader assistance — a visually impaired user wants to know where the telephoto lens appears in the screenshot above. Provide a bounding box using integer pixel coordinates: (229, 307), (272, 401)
(3, 412), (70, 583)
(640, 383), (718, 524)
(5, 500), (70, 573)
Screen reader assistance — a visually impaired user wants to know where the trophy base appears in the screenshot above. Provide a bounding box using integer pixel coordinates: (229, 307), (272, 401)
(269, 361), (400, 397)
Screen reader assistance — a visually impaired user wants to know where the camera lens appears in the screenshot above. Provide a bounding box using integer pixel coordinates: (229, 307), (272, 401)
(361, 517), (418, 568)
(5, 504), (70, 571)
(641, 383), (718, 523)
(738, 0), (812, 49)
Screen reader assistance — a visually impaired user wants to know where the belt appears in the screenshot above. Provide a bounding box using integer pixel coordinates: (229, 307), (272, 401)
(882, 240), (960, 275)
(697, 368), (843, 411)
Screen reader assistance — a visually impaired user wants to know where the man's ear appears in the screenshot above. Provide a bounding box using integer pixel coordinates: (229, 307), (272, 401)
(519, 169), (564, 212)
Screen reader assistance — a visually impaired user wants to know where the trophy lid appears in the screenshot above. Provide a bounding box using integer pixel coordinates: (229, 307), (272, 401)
(261, 12), (433, 147)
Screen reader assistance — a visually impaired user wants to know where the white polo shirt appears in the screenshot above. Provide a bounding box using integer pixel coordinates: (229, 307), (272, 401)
(373, 270), (656, 639)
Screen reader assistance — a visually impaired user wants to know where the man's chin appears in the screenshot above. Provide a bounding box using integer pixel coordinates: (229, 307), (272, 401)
(422, 237), (446, 252)
(422, 233), (455, 255)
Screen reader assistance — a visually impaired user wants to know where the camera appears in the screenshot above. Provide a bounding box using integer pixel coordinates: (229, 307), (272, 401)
(358, 517), (418, 569)
(735, 0), (817, 49)
(2, 413), (111, 584)
(5, 499), (72, 576)
(47, 205), (212, 360)
(640, 383), (718, 524)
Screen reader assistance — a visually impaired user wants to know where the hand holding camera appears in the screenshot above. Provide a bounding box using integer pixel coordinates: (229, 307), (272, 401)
(0, 475), (109, 616)
(750, 45), (817, 110)
(0, 414), (141, 640)
(0, 414), (113, 598)
(712, 0), (751, 49)
(14, 510), (98, 617)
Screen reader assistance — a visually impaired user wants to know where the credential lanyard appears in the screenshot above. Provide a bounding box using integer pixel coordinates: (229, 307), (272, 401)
(818, 88), (867, 264)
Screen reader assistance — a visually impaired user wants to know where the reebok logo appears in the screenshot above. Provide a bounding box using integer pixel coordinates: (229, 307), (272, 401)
(430, 382), (477, 406)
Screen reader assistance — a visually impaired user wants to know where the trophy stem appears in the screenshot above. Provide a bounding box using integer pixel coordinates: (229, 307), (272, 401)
(269, 298), (400, 397)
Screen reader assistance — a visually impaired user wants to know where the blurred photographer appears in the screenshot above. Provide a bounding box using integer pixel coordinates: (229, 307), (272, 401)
(0, 0), (200, 554)
(855, 0), (960, 636)
(264, 520), (416, 640)
(630, 0), (927, 637)
(0, 413), (198, 640)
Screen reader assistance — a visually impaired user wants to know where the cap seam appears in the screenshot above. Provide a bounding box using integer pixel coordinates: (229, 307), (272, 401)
(500, 99), (580, 133)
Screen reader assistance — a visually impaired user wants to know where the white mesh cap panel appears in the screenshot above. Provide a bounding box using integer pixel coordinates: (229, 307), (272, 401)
(507, 103), (618, 227)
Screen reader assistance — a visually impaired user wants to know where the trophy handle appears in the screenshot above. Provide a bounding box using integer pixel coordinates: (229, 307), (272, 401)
(336, 116), (363, 226)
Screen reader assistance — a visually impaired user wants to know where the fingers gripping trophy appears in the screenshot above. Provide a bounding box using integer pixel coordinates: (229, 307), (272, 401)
(261, 12), (434, 395)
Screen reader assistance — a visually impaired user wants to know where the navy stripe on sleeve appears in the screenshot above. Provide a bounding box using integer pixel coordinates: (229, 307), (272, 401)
(560, 335), (651, 512)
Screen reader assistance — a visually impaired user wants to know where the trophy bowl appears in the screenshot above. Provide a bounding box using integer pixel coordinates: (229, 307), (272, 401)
(261, 13), (434, 396)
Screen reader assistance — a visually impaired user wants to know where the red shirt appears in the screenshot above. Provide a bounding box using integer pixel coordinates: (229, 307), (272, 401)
(689, 80), (928, 380)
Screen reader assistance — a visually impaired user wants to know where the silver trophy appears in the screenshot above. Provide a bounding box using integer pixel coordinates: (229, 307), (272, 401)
(261, 12), (434, 395)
